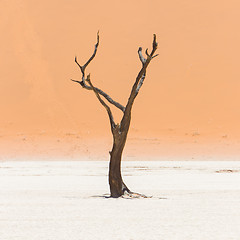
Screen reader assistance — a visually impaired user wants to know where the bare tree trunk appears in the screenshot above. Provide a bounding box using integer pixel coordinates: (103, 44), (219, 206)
(72, 32), (158, 198)
(109, 126), (130, 197)
(109, 140), (126, 197)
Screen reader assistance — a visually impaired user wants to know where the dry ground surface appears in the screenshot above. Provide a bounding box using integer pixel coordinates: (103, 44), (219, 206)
(0, 160), (240, 240)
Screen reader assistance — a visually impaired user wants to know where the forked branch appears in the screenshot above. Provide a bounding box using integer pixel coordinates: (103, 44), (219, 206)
(120, 34), (158, 131)
(130, 34), (158, 101)
(72, 32), (125, 112)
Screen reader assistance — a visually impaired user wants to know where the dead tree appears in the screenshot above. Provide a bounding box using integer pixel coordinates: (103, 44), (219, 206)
(72, 32), (158, 198)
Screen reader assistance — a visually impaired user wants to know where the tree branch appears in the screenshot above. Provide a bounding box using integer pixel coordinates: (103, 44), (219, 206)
(136, 72), (146, 93)
(134, 34), (158, 97)
(86, 75), (116, 130)
(120, 34), (158, 132)
(138, 47), (146, 65)
(71, 79), (125, 112)
(72, 32), (125, 112)
(136, 47), (147, 93)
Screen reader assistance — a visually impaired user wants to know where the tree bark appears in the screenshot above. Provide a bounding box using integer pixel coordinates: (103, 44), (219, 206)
(109, 125), (130, 197)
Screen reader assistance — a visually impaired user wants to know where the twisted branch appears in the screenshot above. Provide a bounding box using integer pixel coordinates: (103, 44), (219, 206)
(120, 34), (158, 132)
(72, 32), (125, 112)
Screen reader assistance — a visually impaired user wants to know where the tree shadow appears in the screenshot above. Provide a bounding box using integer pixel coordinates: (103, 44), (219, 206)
(90, 194), (111, 199)
(90, 193), (167, 200)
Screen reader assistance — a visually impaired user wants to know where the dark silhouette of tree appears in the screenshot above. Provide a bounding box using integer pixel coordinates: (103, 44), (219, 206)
(72, 32), (158, 198)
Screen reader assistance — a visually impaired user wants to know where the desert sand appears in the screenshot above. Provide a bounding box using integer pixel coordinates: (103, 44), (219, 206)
(1, 131), (240, 161)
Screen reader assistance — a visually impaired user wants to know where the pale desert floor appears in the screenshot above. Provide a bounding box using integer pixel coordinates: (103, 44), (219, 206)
(0, 160), (240, 240)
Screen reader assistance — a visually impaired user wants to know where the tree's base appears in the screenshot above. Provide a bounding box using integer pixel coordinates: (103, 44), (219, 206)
(121, 190), (152, 199)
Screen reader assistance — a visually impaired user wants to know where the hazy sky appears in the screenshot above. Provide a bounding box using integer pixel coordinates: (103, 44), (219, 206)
(1, 0), (240, 137)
